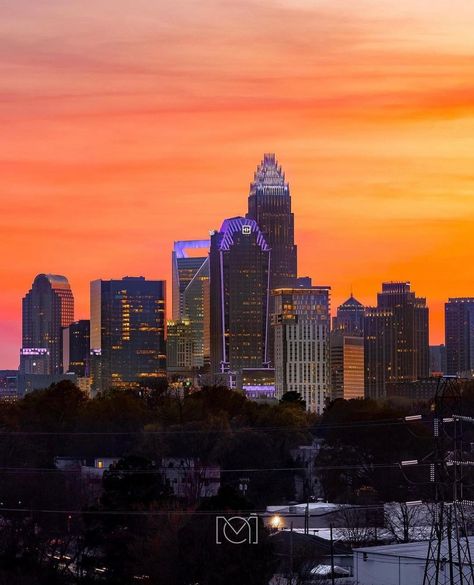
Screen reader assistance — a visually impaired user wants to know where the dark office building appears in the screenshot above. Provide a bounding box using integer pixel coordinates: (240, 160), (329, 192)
(90, 277), (166, 393)
(21, 274), (74, 375)
(210, 217), (270, 380)
(332, 294), (365, 336)
(364, 282), (429, 400)
(63, 319), (90, 377)
(445, 298), (474, 376)
(430, 344), (447, 376)
(0, 370), (18, 401)
(296, 276), (313, 288)
(386, 378), (440, 403)
(247, 154), (297, 364)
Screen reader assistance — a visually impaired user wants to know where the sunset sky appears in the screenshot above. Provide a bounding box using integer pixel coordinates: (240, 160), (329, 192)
(1, 0), (474, 368)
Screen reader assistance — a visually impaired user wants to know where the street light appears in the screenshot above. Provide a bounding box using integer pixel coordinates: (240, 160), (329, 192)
(270, 515), (282, 530)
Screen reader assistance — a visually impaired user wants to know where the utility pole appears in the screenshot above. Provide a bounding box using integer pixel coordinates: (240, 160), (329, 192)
(290, 522), (294, 585)
(330, 523), (335, 585)
(420, 377), (474, 585)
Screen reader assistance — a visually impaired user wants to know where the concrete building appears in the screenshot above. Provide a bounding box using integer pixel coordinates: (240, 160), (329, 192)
(273, 287), (330, 413)
(330, 332), (364, 401)
(167, 319), (194, 376)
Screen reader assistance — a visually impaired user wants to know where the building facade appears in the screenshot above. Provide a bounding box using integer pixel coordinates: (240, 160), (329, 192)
(445, 298), (474, 376)
(210, 217), (271, 380)
(172, 241), (210, 369)
(332, 294), (365, 336)
(21, 274), (74, 375)
(167, 319), (194, 375)
(364, 282), (429, 400)
(247, 153), (297, 365)
(273, 287), (330, 413)
(171, 240), (209, 320)
(182, 257), (210, 369)
(90, 277), (166, 393)
(330, 332), (364, 401)
(63, 319), (90, 377)
(429, 344), (447, 376)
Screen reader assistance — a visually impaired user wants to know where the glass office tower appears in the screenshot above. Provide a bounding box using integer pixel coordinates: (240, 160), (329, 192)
(247, 153), (297, 365)
(364, 282), (429, 399)
(210, 217), (270, 379)
(21, 274), (74, 375)
(90, 277), (166, 393)
(445, 298), (474, 376)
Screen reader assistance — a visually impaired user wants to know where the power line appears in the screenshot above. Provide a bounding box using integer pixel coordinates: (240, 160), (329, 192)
(0, 462), (418, 474)
(0, 503), (389, 517)
(0, 417), (416, 436)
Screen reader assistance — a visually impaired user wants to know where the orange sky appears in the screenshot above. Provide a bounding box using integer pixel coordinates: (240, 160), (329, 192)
(1, 0), (474, 368)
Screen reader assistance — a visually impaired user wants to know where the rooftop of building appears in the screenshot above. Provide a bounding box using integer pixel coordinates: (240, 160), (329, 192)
(339, 293), (364, 308)
(355, 537), (474, 560)
(33, 274), (71, 290)
(217, 216), (270, 252)
(250, 152), (289, 192)
(173, 240), (210, 259)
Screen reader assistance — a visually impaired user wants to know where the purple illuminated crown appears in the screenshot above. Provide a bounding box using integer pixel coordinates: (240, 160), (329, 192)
(218, 217), (270, 252)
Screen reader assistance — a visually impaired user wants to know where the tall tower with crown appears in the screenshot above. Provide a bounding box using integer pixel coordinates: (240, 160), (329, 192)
(247, 154), (297, 365)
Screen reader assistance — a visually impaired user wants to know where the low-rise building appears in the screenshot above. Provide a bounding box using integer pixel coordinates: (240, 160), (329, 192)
(354, 538), (474, 585)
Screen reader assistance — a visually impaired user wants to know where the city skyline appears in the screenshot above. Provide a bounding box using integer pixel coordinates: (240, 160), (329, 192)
(2, 0), (474, 367)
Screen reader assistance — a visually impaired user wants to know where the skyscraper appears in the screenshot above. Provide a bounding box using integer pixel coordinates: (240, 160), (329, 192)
(21, 274), (74, 375)
(172, 240), (210, 369)
(364, 282), (429, 400)
(247, 153), (297, 366)
(90, 277), (166, 393)
(445, 298), (474, 376)
(332, 294), (365, 336)
(63, 319), (90, 377)
(210, 217), (271, 380)
(273, 286), (330, 413)
(167, 319), (194, 375)
(330, 332), (364, 401)
(430, 344), (447, 376)
(182, 257), (210, 368)
(172, 240), (209, 320)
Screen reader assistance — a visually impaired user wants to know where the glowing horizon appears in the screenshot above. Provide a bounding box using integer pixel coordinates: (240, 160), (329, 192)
(1, 0), (473, 368)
